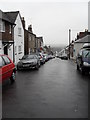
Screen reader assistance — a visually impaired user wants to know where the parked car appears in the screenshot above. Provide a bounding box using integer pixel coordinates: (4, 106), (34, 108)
(43, 54), (49, 62)
(17, 54), (40, 70)
(0, 55), (16, 84)
(76, 44), (90, 74)
(60, 55), (68, 60)
(39, 53), (45, 64)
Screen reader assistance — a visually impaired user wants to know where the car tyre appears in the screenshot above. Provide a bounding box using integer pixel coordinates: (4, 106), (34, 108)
(77, 65), (79, 71)
(10, 71), (16, 84)
(81, 67), (85, 75)
(35, 64), (39, 70)
(17, 65), (21, 71)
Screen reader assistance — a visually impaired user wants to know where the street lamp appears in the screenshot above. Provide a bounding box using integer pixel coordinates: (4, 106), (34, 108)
(69, 29), (71, 59)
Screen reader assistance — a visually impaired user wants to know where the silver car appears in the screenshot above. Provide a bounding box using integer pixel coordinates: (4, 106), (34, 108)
(17, 54), (40, 70)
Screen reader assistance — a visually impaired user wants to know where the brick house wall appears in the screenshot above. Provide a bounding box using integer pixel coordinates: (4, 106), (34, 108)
(2, 21), (14, 41)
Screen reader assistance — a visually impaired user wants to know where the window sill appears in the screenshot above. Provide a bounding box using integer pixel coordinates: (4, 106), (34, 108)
(18, 35), (22, 37)
(0, 31), (5, 33)
(18, 52), (22, 54)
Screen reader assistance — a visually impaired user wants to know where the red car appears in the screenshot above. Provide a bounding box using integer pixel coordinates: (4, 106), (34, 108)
(0, 55), (16, 84)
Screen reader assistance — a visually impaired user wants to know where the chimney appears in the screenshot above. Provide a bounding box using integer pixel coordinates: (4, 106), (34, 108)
(21, 17), (25, 29)
(28, 25), (33, 33)
(85, 29), (88, 35)
(77, 33), (79, 40)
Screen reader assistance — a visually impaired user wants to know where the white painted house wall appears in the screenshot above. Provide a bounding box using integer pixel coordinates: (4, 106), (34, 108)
(0, 40), (3, 54)
(14, 13), (24, 64)
(8, 45), (13, 60)
(73, 43), (84, 59)
(73, 35), (90, 59)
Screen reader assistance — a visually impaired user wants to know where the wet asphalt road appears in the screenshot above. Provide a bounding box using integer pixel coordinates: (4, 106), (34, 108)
(2, 58), (89, 118)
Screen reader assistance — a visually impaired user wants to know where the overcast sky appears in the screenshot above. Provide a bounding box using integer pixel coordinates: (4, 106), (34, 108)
(0, 0), (89, 47)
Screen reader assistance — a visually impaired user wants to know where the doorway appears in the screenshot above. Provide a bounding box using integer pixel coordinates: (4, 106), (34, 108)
(4, 45), (8, 55)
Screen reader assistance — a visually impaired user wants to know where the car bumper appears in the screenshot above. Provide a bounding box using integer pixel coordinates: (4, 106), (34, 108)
(82, 66), (90, 72)
(17, 64), (37, 69)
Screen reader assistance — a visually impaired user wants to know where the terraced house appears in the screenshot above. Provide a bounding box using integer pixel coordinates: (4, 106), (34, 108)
(24, 24), (37, 55)
(22, 17), (44, 55)
(0, 10), (15, 61)
(0, 10), (44, 63)
(5, 11), (24, 64)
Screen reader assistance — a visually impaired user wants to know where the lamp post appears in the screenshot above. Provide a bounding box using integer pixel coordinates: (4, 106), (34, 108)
(69, 29), (71, 59)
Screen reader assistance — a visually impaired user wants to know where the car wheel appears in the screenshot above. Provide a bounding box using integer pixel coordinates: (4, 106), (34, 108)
(35, 64), (39, 70)
(81, 67), (85, 75)
(10, 71), (16, 84)
(77, 65), (79, 71)
(17, 65), (21, 71)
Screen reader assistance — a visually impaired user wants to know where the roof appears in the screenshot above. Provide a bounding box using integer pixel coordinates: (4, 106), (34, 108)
(37, 37), (43, 42)
(4, 11), (19, 23)
(74, 35), (90, 43)
(0, 10), (14, 24)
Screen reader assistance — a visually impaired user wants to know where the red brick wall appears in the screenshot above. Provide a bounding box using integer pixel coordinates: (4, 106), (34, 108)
(2, 22), (14, 41)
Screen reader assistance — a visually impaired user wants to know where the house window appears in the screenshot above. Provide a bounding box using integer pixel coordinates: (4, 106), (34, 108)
(9, 25), (11, 34)
(18, 46), (22, 53)
(18, 28), (22, 36)
(29, 36), (31, 41)
(0, 20), (5, 32)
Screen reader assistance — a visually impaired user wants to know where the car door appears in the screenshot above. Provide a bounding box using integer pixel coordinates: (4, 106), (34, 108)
(77, 50), (83, 67)
(1, 56), (8, 81)
(0, 56), (3, 83)
(2, 56), (12, 81)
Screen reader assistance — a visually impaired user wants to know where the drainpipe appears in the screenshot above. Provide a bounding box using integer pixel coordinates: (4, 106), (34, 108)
(13, 24), (16, 63)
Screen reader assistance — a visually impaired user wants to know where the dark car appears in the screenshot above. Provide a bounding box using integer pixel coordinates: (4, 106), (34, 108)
(60, 56), (68, 60)
(0, 55), (16, 84)
(17, 54), (40, 70)
(76, 45), (90, 74)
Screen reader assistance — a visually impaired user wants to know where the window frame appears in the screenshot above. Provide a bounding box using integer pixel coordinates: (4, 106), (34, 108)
(18, 27), (22, 36)
(0, 20), (5, 32)
(9, 25), (12, 34)
(2, 56), (11, 65)
(18, 45), (22, 54)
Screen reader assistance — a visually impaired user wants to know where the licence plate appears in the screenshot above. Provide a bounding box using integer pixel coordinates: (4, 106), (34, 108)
(23, 64), (30, 67)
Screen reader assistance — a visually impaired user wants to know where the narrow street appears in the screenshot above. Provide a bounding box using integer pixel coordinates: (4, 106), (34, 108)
(2, 58), (89, 118)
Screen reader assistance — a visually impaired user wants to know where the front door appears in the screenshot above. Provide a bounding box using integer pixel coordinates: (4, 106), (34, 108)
(4, 45), (8, 55)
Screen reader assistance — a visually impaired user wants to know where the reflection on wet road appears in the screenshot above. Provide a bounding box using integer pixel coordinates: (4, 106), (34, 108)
(2, 58), (89, 118)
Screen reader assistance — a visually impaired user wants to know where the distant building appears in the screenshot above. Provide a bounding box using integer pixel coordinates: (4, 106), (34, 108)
(24, 30), (37, 55)
(22, 16), (44, 55)
(43, 45), (53, 55)
(59, 47), (68, 58)
(36, 37), (43, 53)
(76, 30), (89, 40)
(73, 34), (90, 59)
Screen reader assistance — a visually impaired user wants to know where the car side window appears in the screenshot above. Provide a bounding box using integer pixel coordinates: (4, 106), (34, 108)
(0, 56), (5, 67)
(2, 56), (11, 65)
(78, 50), (82, 56)
(0, 56), (2, 67)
